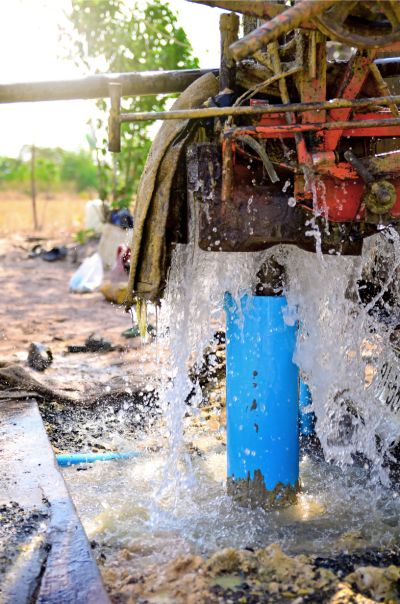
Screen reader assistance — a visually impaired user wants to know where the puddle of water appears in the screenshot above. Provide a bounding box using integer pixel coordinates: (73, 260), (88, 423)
(64, 429), (400, 572)
(63, 230), (400, 583)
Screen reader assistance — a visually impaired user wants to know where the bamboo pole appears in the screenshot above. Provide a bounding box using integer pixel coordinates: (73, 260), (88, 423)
(220, 12), (240, 92)
(229, 0), (337, 60)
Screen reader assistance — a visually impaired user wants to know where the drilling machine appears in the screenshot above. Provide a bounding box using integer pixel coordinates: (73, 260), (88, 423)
(109, 0), (400, 307)
(114, 0), (400, 506)
(187, 0), (400, 259)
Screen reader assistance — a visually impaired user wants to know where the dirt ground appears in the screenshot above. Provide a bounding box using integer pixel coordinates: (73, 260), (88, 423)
(0, 233), (158, 402)
(2, 233), (400, 604)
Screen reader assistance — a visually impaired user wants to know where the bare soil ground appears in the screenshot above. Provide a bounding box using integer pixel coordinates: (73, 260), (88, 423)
(0, 233), (158, 405)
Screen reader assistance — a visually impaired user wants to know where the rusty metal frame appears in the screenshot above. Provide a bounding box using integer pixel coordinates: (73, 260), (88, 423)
(226, 116), (400, 138)
(324, 51), (377, 151)
(114, 93), (400, 124)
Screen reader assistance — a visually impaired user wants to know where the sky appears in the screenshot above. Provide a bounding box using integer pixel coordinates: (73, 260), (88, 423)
(0, 0), (223, 157)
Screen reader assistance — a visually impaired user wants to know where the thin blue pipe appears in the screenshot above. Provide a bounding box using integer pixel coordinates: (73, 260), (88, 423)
(56, 451), (141, 467)
(225, 293), (299, 493)
(299, 378), (315, 436)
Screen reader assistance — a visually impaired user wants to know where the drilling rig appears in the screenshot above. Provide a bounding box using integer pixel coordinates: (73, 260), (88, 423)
(117, 0), (400, 302)
(115, 0), (400, 507)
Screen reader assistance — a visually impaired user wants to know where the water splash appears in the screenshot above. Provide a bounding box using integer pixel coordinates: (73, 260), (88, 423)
(155, 243), (261, 505)
(66, 441), (400, 565)
(63, 223), (400, 573)
(156, 226), (400, 493)
(285, 229), (400, 481)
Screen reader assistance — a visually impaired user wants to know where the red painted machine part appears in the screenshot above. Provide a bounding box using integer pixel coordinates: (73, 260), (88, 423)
(232, 106), (400, 222)
(295, 176), (400, 222)
(253, 109), (400, 138)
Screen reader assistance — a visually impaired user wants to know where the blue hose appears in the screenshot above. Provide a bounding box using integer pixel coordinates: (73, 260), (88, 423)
(299, 378), (315, 436)
(56, 451), (141, 467)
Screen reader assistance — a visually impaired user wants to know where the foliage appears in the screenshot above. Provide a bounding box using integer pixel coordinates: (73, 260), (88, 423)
(0, 157), (29, 186)
(61, 150), (98, 191)
(74, 228), (97, 244)
(0, 147), (98, 194)
(67, 0), (199, 205)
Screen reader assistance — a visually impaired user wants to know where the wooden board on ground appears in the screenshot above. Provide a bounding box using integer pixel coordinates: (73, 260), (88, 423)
(0, 399), (110, 604)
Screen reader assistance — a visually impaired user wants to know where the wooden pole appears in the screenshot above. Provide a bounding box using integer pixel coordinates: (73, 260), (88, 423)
(219, 12), (239, 92)
(0, 69), (217, 104)
(30, 144), (39, 231)
(108, 83), (122, 153)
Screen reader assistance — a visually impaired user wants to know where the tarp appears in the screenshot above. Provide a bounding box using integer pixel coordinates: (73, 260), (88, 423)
(126, 72), (219, 304)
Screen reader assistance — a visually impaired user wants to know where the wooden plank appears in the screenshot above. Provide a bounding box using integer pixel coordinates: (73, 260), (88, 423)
(0, 400), (110, 604)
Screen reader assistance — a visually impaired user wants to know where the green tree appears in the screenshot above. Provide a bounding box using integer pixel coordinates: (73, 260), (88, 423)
(35, 157), (60, 192)
(20, 145), (63, 194)
(61, 150), (98, 192)
(67, 0), (199, 206)
(0, 147), (98, 195)
(0, 157), (29, 188)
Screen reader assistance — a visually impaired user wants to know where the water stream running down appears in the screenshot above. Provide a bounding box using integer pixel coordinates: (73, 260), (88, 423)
(63, 233), (400, 591)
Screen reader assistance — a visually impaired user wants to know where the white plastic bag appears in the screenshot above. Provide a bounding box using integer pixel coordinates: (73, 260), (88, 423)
(69, 253), (104, 293)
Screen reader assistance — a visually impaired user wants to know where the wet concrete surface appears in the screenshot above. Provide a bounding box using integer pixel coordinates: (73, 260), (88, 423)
(0, 399), (110, 604)
(0, 501), (49, 587)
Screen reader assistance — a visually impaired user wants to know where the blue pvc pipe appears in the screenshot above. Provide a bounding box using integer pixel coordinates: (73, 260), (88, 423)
(56, 451), (141, 467)
(299, 378), (315, 436)
(225, 294), (299, 502)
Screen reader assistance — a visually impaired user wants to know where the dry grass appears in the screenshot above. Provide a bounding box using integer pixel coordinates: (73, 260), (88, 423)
(0, 191), (90, 236)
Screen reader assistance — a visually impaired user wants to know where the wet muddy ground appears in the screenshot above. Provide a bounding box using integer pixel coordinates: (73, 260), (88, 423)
(0, 501), (49, 583)
(0, 234), (160, 446)
(1, 234), (400, 603)
(66, 434), (400, 604)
